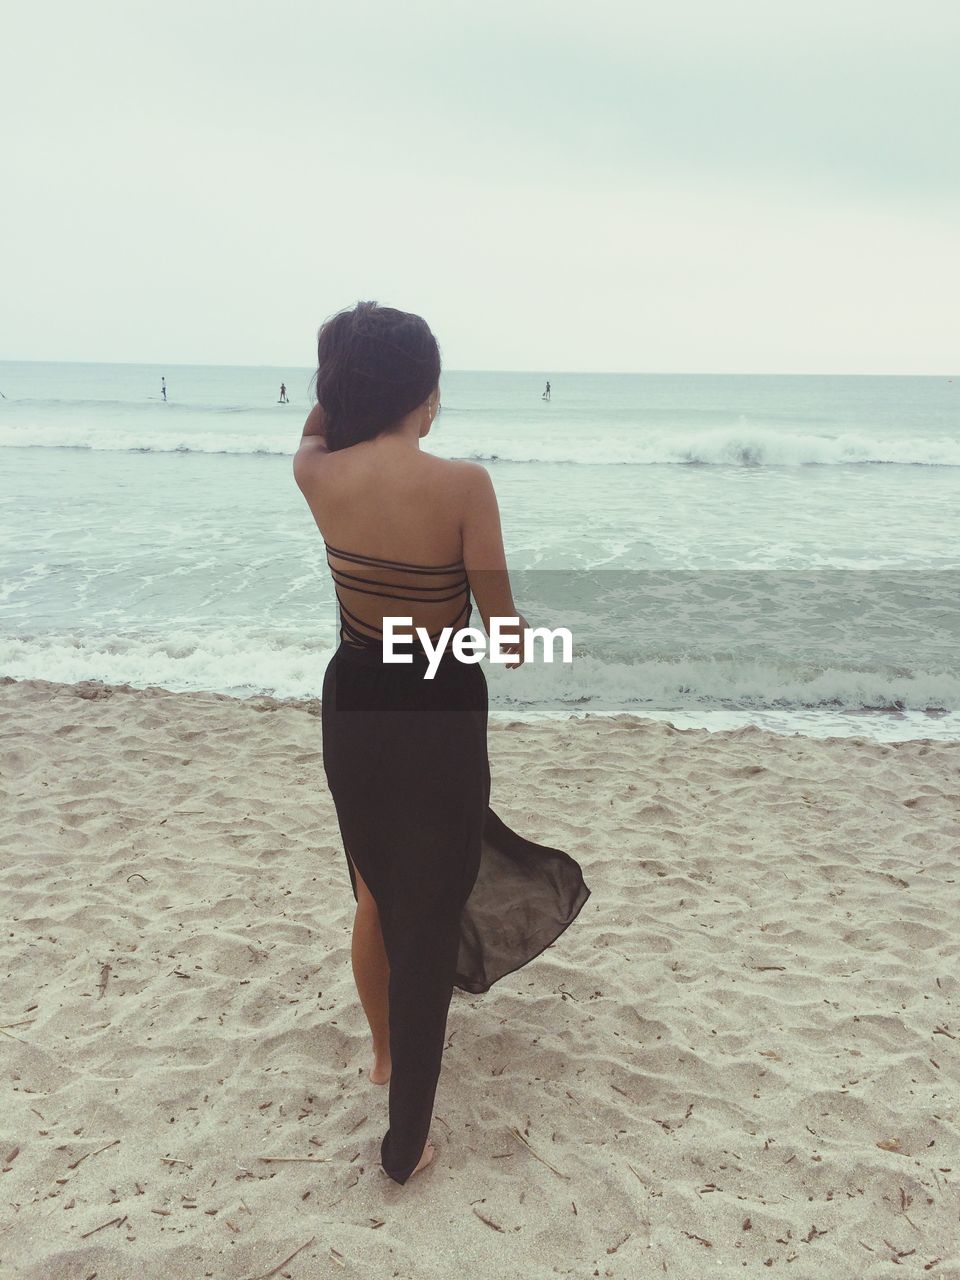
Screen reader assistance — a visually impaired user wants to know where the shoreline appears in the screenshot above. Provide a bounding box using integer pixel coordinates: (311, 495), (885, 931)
(2, 674), (955, 746)
(2, 674), (958, 1276)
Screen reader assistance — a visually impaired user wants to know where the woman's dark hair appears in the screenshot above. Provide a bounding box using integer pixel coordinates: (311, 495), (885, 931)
(314, 300), (441, 451)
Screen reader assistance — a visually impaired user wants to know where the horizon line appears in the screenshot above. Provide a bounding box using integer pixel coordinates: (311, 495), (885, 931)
(0, 357), (956, 378)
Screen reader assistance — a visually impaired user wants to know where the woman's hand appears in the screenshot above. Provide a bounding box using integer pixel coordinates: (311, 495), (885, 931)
(499, 613), (529, 669)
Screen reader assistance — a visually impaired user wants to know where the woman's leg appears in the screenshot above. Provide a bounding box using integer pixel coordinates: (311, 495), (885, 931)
(347, 849), (392, 1082)
(377, 884), (458, 1182)
(347, 848), (437, 1177)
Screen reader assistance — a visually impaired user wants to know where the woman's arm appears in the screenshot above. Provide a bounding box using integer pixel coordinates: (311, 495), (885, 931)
(460, 463), (528, 666)
(299, 402), (329, 447)
(292, 404), (329, 493)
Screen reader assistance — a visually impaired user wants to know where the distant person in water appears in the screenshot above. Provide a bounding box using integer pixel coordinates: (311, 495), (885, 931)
(279, 383), (288, 403)
(161, 377), (167, 402)
(542, 380), (551, 401)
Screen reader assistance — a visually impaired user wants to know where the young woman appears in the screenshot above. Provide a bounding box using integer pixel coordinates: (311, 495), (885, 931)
(293, 301), (590, 1185)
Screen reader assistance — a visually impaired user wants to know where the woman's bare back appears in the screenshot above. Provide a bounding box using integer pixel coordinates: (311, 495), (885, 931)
(300, 435), (468, 565)
(294, 425), (521, 641)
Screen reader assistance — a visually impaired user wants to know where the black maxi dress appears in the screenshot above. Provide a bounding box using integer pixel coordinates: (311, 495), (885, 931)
(320, 541), (591, 1184)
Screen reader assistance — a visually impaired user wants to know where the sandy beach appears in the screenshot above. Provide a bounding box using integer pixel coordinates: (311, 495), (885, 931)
(1, 674), (958, 1279)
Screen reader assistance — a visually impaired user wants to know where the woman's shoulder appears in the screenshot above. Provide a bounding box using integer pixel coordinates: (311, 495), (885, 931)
(422, 453), (492, 487)
(296, 442), (494, 507)
(417, 457), (498, 516)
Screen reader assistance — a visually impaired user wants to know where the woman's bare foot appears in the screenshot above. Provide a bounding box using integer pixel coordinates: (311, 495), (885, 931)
(379, 1140), (436, 1182)
(409, 1141), (435, 1178)
(369, 1054), (391, 1085)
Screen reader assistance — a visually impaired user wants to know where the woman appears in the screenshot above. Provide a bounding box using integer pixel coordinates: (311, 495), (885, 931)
(293, 301), (590, 1185)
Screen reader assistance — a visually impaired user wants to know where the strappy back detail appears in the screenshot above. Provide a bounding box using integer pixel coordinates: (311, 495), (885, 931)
(324, 539), (471, 649)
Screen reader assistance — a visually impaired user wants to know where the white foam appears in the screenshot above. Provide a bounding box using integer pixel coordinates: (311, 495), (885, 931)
(2, 631), (956, 738)
(3, 420), (960, 466)
(451, 427), (960, 467)
(0, 630), (338, 700)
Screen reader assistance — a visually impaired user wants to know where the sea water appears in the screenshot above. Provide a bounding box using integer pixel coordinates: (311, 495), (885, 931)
(2, 360), (958, 740)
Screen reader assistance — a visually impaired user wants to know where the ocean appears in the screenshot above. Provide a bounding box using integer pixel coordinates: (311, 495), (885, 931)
(2, 360), (958, 740)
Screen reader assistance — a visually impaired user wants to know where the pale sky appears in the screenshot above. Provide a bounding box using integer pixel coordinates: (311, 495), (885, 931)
(3, 0), (958, 372)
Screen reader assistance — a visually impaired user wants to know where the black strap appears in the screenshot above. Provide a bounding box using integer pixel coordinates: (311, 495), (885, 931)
(324, 540), (465, 574)
(324, 540), (472, 649)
